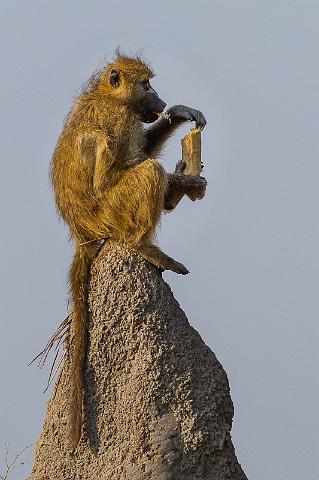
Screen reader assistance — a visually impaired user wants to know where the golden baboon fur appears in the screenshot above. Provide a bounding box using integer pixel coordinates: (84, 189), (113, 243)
(51, 52), (206, 449)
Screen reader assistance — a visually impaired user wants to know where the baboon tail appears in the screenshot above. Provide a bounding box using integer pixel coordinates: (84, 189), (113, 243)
(68, 242), (98, 450)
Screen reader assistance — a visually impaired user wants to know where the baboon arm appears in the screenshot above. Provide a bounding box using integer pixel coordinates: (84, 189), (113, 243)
(164, 189), (185, 211)
(144, 105), (207, 158)
(78, 131), (117, 197)
(164, 174), (185, 210)
(144, 116), (184, 158)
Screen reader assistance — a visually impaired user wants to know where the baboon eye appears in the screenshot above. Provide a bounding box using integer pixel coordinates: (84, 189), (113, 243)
(110, 70), (120, 87)
(142, 80), (151, 92)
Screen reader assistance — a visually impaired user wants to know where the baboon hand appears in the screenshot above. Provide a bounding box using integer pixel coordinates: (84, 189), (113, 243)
(188, 176), (207, 200)
(174, 160), (205, 175)
(174, 160), (186, 174)
(167, 105), (207, 129)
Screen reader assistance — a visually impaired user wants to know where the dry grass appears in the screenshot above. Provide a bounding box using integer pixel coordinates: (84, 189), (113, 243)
(0, 443), (34, 480)
(29, 315), (71, 392)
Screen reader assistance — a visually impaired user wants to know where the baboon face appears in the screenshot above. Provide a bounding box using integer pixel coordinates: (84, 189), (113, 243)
(109, 69), (166, 123)
(133, 79), (167, 123)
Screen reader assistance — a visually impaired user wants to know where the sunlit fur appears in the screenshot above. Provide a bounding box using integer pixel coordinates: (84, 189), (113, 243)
(51, 53), (195, 450)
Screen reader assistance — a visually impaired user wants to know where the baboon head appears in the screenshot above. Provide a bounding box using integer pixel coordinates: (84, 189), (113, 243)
(99, 52), (166, 123)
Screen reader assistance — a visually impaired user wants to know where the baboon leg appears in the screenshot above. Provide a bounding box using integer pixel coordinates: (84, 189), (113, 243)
(95, 159), (165, 241)
(101, 159), (189, 274)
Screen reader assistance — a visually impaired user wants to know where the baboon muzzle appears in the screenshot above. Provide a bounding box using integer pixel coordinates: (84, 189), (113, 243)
(141, 88), (166, 123)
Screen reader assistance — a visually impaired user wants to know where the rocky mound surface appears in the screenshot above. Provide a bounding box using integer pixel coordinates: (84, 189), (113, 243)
(29, 242), (247, 480)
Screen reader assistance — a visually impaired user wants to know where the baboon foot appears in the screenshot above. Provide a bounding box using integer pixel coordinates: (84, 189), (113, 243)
(167, 259), (189, 275)
(135, 244), (189, 275)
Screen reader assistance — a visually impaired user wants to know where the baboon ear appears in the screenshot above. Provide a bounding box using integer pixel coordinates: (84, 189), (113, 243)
(110, 69), (120, 87)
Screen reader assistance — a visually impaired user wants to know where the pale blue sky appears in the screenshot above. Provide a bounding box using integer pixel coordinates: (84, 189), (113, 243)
(1, 1), (319, 479)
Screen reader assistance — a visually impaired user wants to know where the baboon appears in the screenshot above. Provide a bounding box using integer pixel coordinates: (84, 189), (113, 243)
(51, 52), (207, 449)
